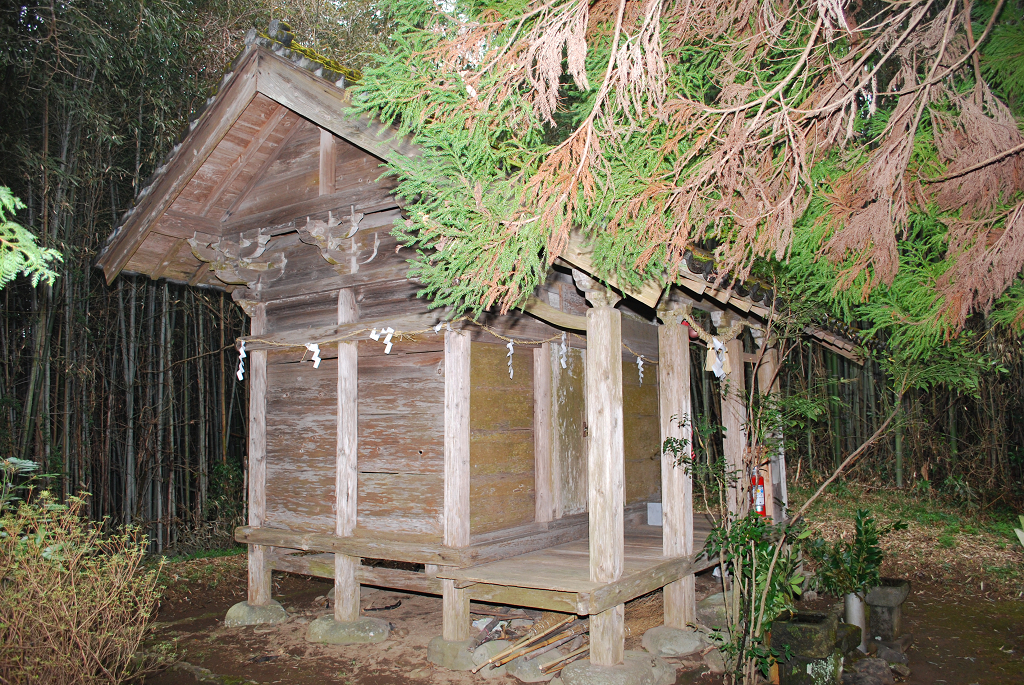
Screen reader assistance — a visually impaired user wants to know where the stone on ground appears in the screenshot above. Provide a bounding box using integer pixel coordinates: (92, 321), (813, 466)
(703, 648), (726, 674)
(507, 651), (558, 682)
(224, 600), (288, 628)
(472, 640), (511, 679)
(427, 636), (476, 671)
(696, 593), (728, 629)
(641, 626), (706, 657)
(836, 622), (862, 657)
(874, 643), (908, 665)
(850, 657), (895, 684)
(561, 650), (674, 685)
(305, 616), (389, 644)
(841, 672), (888, 685)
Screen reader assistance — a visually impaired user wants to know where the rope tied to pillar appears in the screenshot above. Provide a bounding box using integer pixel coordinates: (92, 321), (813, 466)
(679, 309), (744, 378)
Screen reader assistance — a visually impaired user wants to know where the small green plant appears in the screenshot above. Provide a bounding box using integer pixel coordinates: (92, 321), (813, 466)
(807, 509), (907, 597)
(703, 513), (810, 682)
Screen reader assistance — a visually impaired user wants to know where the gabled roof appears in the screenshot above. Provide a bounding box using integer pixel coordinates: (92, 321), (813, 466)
(95, 23), (416, 285)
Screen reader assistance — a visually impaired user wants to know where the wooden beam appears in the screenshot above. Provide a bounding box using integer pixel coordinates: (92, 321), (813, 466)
(223, 185), (398, 235)
(320, 129), (337, 195)
(187, 262), (211, 287)
(156, 210), (220, 240)
(559, 235), (664, 308)
(235, 525), (469, 566)
(200, 103), (290, 216)
(335, 289), (359, 623)
(534, 344), (554, 523)
(722, 317), (747, 516)
(151, 239), (186, 281)
(247, 304), (271, 606)
(523, 296), (587, 331)
(443, 328), (471, 642)
(658, 313), (695, 628)
(238, 311), (446, 350)
(98, 48), (260, 283)
(255, 50), (418, 162)
(586, 305), (625, 666)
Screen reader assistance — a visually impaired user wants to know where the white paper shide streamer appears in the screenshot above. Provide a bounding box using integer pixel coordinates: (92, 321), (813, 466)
(506, 340), (514, 379)
(236, 340), (246, 380)
(559, 332), (568, 369)
(637, 355), (644, 386)
(305, 342), (322, 368)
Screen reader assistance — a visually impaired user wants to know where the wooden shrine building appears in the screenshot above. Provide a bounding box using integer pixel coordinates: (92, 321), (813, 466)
(96, 24), (857, 669)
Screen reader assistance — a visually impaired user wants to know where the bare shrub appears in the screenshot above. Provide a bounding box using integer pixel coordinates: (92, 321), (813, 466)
(0, 492), (162, 684)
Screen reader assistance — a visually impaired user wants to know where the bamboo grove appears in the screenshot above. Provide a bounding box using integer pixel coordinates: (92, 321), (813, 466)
(0, 0), (395, 548)
(1, 0), (1023, 554)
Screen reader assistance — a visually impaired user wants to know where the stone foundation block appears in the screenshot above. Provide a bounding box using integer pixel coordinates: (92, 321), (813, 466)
(305, 616), (389, 644)
(561, 650), (674, 685)
(641, 626), (707, 657)
(427, 636), (476, 671)
(224, 600), (288, 628)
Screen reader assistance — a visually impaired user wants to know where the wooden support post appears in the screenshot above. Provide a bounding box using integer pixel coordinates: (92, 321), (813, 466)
(754, 334), (786, 521)
(319, 129), (336, 196)
(443, 329), (471, 642)
(721, 316), (747, 516)
(658, 312), (695, 627)
(335, 289), (359, 622)
(247, 304), (271, 606)
(586, 305), (625, 666)
(534, 343), (554, 523)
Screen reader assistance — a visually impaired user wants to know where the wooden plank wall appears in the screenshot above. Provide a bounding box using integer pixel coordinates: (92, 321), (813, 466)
(622, 355), (661, 506)
(551, 346), (587, 518)
(264, 350), (339, 533)
(357, 339), (445, 540)
(470, 342), (536, 534)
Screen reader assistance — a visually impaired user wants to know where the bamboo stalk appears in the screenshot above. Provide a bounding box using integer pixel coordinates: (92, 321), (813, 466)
(492, 620), (588, 668)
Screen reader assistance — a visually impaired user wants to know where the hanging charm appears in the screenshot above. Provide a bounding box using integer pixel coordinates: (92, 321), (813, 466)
(305, 342), (322, 368)
(637, 355), (644, 385)
(706, 337), (727, 379)
(506, 340), (515, 379)
(559, 332), (568, 369)
(236, 340), (246, 380)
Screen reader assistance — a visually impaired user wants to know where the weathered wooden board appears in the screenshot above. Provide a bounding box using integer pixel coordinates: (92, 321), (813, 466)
(551, 346), (587, 518)
(469, 342), (535, 534)
(358, 471), (443, 537)
(622, 357), (661, 506)
(264, 354), (338, 533)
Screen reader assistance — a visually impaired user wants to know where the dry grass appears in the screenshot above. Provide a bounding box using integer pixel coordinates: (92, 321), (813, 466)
(792, 482), (1024, 600)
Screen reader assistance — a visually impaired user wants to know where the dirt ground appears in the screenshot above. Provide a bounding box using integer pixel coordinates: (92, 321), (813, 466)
(143, 555), (1024, 684)
(143, 558), (723, 684)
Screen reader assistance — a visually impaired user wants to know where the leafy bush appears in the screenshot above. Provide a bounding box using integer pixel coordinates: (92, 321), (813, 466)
(0, 491), (162, 683)
(807, 509), (907, 596)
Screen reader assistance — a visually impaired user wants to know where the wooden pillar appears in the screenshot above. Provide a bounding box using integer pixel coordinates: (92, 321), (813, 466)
(754, 332), (786, 521)
(658, 311), (695, 627)
(534, 343), (554, 523)
(720, 315), (747, 516)
(587, 305), (625, 666)
(443, 328), (471, 642)
(247, 304), (271, 606)
(335, 289), (359, 622)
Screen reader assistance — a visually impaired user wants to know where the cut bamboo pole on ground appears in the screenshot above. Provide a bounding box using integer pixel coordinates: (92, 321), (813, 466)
(541, 643), (591, 674)
(471, 615), (575, 673)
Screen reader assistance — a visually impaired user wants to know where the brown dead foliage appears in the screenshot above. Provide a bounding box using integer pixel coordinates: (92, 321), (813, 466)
(413, 0), (1023, 323)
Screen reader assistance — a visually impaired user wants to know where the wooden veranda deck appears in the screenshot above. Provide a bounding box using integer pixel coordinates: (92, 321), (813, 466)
(437, 514), (717, 615)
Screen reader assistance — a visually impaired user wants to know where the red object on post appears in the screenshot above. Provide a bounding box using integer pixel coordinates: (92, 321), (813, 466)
(681, 320), (700, 339)
(751, 474), (766, 516)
